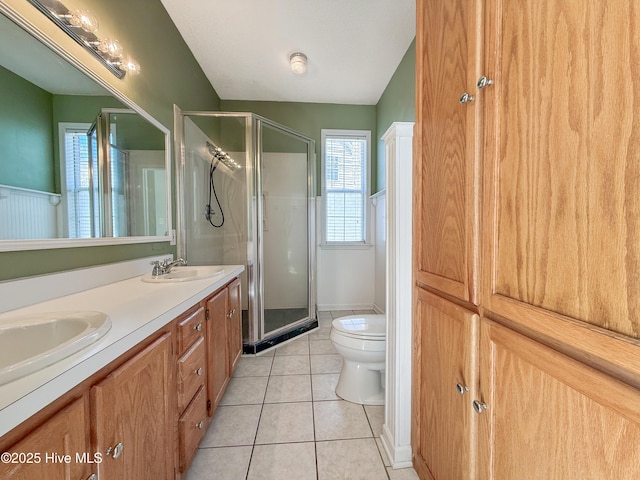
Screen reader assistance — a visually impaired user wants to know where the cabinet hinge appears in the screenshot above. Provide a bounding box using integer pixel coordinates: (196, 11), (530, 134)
(207, 399), (212, 415)
(205, 309), (210, 321)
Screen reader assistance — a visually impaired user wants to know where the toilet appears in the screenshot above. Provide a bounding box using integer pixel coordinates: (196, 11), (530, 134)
(329, 314), (386, 405)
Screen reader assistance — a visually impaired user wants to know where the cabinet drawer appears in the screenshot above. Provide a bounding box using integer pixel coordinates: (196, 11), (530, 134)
(178, 337), (206, 412)
(178, 306), (205, 354)
(179, 386), (208, 472)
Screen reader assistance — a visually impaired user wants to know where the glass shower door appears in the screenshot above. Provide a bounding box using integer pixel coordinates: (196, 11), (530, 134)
(259, 122), (311, 337)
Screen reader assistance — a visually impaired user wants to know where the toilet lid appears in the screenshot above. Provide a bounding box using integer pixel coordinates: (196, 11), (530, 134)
(331, 314), (386, 338)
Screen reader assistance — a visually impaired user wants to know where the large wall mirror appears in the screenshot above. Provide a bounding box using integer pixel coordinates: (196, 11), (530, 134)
(0, 7), (172, 251)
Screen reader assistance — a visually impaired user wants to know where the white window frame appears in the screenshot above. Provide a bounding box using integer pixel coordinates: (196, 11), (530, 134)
(321, 129), (371, 247)
(58, 122), (94, 238)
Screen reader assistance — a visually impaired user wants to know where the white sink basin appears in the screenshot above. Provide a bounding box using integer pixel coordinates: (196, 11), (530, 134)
(141, 265), (226, 283)
(0, 311), (111, 386)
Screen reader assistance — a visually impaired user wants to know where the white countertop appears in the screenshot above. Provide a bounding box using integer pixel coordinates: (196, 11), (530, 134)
(0, 262), (244, 437)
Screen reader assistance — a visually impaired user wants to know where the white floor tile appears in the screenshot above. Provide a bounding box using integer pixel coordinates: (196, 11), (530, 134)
(255, 402), (315, 444)
(313, 400), (373, 441)
(247, 442), (317, 480)
(310, 354), (343, 374)
(200, 404), (262, 447)
(316, 438), (388, 480)
(274, 338), (310, 356)
(330, 310), (355, 319)
(311, 374), (340, 401)
(309, 339), (337, 355)
(364, 404), (385, 437)
(387, 466), (420, 479)
(185, 446), (252, 480)
(308, 326), (332, 341)
(264, 374), (312, 403)
(219, 376), (268, 405)
(376, 437), (391, 467)
(233, 356), (273, 377)
(271, 355), (311, 375)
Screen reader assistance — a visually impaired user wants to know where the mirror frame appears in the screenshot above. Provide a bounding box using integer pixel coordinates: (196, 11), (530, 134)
(0, 2), (173, 252)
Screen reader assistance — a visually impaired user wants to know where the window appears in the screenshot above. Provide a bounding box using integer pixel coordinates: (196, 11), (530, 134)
(321, 129), (371, 244)
(59, 123), (96, 238)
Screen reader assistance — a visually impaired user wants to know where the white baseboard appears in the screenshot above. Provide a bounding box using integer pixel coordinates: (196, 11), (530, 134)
(381, 424), (414, 469)
(316, 303), (376, 312)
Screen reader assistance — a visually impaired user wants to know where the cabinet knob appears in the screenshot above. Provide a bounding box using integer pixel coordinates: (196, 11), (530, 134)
(455, 383), (469, 395)
(196, 420), (205, 429)
(87, 474), (97, 480)
(472, 400), (488, 414)
(476, 75), (494, 89)
(459, 92), (474, 104)
(194, 323), (203, 332)
(106, 441), (124, 459)
(195, 367), (203, 376)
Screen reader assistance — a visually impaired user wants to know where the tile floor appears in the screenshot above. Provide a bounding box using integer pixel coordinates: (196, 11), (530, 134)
(185, 310), (419, 480)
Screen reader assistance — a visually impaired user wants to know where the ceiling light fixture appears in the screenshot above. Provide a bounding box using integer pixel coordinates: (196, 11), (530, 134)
(27, 0), (140, 78)
(290, 52), (308, 75)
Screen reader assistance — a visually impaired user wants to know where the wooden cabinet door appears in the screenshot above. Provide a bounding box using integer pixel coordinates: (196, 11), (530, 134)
(0, 397), (90, 480)
(482, 0), (640, 373)
(414, 0), (481, 304)
(478, 320), (640, 479)
(206, 288), (229, 415)
(91, 334), (173, 480)
(412, 288), (479, 480)
(227, 277), (242, 375)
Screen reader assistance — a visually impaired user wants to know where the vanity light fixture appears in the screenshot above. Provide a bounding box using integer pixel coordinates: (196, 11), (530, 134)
(290, 52), (308, 75)
(27, 0), (140, 78)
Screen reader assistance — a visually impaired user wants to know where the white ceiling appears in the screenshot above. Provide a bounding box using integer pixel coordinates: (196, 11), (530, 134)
(160, 0), (416, 105)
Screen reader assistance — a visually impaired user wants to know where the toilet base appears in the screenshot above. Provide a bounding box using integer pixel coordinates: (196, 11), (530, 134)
(335, 360), (385, 406)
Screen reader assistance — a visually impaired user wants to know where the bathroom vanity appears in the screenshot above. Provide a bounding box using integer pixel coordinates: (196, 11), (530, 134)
(0, 257), (244, 479)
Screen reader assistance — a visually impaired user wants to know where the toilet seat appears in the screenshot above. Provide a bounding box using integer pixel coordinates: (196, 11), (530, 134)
(331, 314), (385, 341)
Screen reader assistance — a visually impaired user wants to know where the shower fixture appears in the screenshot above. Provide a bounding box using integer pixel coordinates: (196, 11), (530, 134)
(206, 141), (240, 171)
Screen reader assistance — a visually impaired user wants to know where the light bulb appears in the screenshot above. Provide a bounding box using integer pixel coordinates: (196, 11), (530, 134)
(121, 57), (140, 75)
(99, 38), (123, 58)
(69, 9), (99, 34)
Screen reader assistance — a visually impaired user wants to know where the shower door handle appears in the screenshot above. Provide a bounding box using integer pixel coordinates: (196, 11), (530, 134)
(262, 192), (269, 231)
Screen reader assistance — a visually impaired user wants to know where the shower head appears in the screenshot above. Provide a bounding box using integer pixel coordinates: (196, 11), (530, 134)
(206, 141), (240, 171)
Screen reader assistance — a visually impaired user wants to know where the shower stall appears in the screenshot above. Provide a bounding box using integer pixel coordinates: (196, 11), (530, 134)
(174, 107), (317, 353)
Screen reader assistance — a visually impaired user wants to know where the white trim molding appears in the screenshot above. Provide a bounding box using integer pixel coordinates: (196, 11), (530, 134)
(381, 122), (414, 468)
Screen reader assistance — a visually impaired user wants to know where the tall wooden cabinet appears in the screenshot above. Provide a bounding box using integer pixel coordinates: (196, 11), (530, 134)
(414, 0), (481, 304)
(413, 0), (640, 478)
(413, 289), (478, 480)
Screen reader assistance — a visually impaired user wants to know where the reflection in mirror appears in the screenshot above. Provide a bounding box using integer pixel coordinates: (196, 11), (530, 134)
(0, 9), (170, 246)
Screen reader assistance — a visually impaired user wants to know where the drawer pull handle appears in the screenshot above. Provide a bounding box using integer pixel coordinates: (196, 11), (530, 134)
(194, 323), (203, 332)
(195, 367), (203, 376)
(106, 441), (124, 459)
(473, 400), (488, 414)
(459, 92), (474, 104)
(476, 75), (494, 89)
(196, 421), (205, 429)
(455, 383), (469, 395)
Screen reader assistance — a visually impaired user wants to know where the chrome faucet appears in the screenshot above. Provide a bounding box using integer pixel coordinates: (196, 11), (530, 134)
(149, 257), (187, 276)
(162, 257), (187, 273)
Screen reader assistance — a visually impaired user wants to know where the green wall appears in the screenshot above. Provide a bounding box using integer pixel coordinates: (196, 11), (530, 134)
(0, 0), (220, 281)
(375, 39), (416, 192)
(221, 100), (377, 193)
(0, 65), (54, 192)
